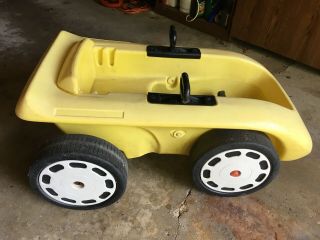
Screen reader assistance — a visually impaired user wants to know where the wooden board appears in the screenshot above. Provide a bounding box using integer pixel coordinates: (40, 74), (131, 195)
(231, 0), (320, 69)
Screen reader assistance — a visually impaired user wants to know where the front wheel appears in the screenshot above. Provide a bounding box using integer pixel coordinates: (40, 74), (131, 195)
(28, 134), (128, 210)
(191, 130), (280, 196)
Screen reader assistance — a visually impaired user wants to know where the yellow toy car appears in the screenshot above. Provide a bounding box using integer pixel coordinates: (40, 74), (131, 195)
(16, 26), (312, 209)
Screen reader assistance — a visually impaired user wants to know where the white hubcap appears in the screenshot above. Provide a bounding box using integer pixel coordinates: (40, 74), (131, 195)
(39, 160), (116, 206)
(200, 149), (271, 193)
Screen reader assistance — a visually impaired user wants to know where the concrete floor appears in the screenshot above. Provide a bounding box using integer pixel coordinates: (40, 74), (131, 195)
(1, 0), (320, 239)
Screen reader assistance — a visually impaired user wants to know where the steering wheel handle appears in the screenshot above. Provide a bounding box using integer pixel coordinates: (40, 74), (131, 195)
(180, 72), (191, 104)
(169, 25), (177, 49)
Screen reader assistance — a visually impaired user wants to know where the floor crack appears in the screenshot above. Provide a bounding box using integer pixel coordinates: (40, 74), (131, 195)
(173, 189), (192, 240)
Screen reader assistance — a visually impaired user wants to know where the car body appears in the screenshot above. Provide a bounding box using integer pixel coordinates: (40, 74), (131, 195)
(16, 31), (312, 160)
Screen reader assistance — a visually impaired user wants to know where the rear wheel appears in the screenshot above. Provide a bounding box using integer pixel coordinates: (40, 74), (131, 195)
(191, 130), (280, 196)
(28, 134), (128, 209)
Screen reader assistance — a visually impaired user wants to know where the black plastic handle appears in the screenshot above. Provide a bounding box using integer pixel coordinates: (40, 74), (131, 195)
(169, 25), (177, 49)
(180, 72), (191, 104)
(146, 25), (201, 59)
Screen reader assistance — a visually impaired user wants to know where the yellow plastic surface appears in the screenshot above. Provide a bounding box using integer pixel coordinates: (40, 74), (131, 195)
(16, 31), (312, 160)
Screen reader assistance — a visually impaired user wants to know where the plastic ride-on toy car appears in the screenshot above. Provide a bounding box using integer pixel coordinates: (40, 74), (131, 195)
(16, 26), (312, 209)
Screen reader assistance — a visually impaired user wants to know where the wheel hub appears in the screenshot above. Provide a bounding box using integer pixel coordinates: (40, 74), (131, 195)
(38, 160), (117, 206)
(200, 149), (271, 193)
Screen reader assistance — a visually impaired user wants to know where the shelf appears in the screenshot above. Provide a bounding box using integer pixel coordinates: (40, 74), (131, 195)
(153, 3), (232, 40)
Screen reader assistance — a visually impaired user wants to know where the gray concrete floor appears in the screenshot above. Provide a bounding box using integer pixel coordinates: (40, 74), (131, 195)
(0, 0), (320, 239)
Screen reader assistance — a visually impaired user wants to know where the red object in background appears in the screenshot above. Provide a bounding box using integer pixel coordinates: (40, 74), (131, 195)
(100, 0), (123, 8)
(100, 0), (150, 14)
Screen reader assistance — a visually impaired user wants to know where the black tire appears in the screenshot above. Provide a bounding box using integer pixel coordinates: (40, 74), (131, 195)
(191, 129), (280, 197)
(28, 134), (128, 210)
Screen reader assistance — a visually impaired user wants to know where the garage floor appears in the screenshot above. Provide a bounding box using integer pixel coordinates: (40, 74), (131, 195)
(1, 0), (320, 239)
